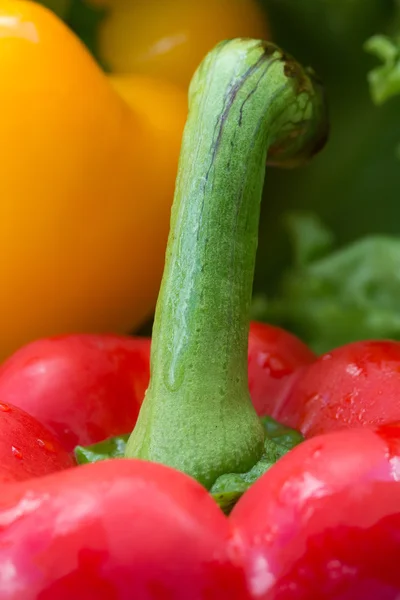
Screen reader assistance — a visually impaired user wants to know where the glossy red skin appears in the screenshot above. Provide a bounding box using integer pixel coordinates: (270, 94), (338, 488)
(0, 334), (151, 451)
(0, 324), (312, 454)
(0, 459), (250, 600)
(0, 402), (75, 483)
(231, 425), (400, 600)
(247, 322), (316, 417)
(1, 428), (400, 598)
(275, 340), (400, 437)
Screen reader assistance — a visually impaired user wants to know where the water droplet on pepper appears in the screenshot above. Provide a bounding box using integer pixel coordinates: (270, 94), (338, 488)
(11, 446), (23, 459)
(36, 438), (56, 453)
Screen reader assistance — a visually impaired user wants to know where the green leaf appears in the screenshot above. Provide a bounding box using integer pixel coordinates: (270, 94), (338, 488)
(211, 419), (303, 514)
(284, 211), (335, 267)
(74, 434), (129, 465)
(253, 214), (400, 354)
(365, 34), (400, 105)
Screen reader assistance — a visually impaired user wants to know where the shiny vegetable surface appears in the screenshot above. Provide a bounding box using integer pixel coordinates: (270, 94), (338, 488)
(231, 424), (400, 599)
(90, 0), (269, 87)
(0, 322), (312, 454)
(275, 340), (400, 437)
(1, 423), (400, 597)
(248, 322), (316, 417)
(0, 334), (151, 451)
(0, 402), (75, 483)
(0, 0), (186, 361)
(0, 459), (249, 599)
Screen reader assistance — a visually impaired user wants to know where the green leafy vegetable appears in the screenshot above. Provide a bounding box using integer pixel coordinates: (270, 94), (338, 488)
(283, 212), (335, 267)
(253, 213), (400, 355)
(364, 31), (400, 158)
(365, 34), (400, 105)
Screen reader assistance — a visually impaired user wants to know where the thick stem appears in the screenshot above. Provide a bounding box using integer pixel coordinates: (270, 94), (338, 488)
(125, 39), (327, 488)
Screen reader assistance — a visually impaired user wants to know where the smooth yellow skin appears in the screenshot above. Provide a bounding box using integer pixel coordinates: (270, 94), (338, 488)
(0, 0), (187, 361)
(90, 0), (269, 88)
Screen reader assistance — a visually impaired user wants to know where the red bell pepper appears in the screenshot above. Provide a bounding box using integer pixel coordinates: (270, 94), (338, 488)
(0, 334), (151, 452)
(231, 424), (400, 599)
(1, 425), (399, 598)
(248, 321), (316, 417)
(275, 340), (400, 437)
(1, 38), (399, 599)
(0, 323), (313, 453)
(0, 459), (249, 599)
(0, 402), (75, 483)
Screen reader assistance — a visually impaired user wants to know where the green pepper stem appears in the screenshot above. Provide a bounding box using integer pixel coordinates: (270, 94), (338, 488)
(125, 39), (327, 488)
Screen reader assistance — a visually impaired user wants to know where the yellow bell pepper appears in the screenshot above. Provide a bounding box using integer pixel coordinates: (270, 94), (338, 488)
(89, 0), (269, 88)
(0, 0), (187, 361)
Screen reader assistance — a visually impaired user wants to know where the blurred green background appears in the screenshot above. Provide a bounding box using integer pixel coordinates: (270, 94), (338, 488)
(255, 0), (400, 293)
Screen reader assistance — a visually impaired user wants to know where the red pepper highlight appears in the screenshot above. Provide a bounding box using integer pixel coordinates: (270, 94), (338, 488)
(276, 340), (400, 437)
(231, 425), (400, 599)
(0, 402), (75, 484)
(0, 323), (314, 453)
(0, 426), (399, 598)
(0, 334), (151, 452)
